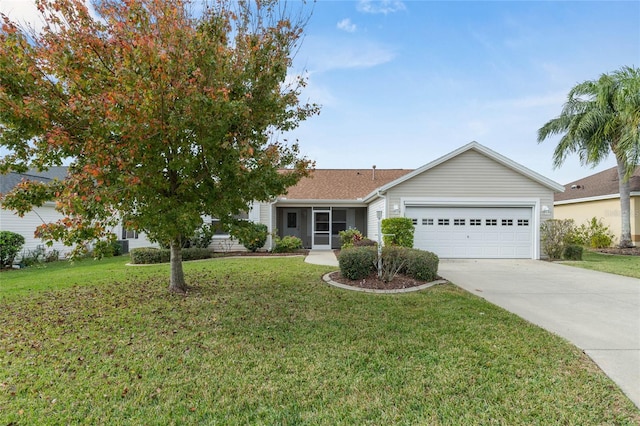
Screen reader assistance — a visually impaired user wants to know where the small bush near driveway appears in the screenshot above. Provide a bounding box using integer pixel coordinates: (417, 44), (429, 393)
(338, 246), (439, 282)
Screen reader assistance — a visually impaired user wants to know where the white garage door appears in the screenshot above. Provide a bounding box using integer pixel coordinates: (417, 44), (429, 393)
(406, 206), (533, 258)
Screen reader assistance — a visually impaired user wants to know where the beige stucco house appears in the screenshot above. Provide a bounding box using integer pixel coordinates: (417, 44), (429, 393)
(554, 166), (640, 244)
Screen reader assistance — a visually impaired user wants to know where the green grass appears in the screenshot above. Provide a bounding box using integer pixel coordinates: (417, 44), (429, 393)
(566, 250), (640, 278)
(1, 257), (638, 424)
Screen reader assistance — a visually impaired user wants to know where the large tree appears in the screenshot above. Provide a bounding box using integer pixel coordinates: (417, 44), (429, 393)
(538, 66), (640, 248)
(0, 0), (318, 292)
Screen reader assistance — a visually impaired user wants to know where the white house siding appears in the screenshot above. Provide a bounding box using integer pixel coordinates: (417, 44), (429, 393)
(384, 150), (555, 259)
(385, 150), (555, 219)
(0, 203), (72, 258)
(366, 197), (386, 243)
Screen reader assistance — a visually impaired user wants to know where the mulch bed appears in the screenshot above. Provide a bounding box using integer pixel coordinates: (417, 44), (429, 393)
(213, 250), (309, 257)
(592, 247), (640, 256)
(328, 271), (441, 291)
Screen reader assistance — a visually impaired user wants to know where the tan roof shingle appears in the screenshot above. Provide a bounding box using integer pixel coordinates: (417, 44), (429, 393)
(281, 169), (413, 200)
(555, 166), (640, 202)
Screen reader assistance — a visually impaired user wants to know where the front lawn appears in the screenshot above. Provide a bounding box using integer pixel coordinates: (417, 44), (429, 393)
(1, 257), (638, 424)
(566, 250), (640, 278)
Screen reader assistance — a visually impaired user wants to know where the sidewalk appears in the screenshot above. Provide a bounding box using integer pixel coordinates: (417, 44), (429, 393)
(304, 250), (339, 267)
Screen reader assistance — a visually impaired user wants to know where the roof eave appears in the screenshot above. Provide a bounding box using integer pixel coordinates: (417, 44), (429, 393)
(275, 198), (368, 206)
(555, 191), (640, 205)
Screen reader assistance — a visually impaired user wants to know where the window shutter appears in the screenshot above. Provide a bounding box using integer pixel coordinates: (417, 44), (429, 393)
(248, 202), (260, 223)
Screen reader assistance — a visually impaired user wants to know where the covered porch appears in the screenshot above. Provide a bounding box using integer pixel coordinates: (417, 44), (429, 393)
(274, 205), (367, 249)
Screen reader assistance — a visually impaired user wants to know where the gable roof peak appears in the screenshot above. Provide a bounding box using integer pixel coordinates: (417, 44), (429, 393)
(364, 141), (564, 201)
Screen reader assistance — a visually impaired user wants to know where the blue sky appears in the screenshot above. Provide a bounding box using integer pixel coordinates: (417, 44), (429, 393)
(286, 0), (639, 183)
(1, 0), (638, 184)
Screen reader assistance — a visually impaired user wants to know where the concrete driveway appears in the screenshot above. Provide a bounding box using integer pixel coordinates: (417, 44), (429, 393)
(439, 259), (640, 409)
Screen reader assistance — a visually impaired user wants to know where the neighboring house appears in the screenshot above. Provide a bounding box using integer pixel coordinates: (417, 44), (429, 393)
(261, 142), (563, 259)
(0, 168), (155, 257)
(554, 166), (640, 244)
(1, 142), (564, 259)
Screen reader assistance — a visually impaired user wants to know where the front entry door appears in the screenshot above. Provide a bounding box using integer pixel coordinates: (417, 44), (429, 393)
(312, 210), (331, 249)
(284, 209), (301, 240)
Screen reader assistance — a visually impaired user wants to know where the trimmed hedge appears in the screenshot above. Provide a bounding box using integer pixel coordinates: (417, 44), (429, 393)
(182, 248), (214, 261)
(404, 248), (439, 281)
(338, 246), (377, 280)
(131, 248), (170, 264)
(130, 247), (212, 264)
(338, 246), (439, 282)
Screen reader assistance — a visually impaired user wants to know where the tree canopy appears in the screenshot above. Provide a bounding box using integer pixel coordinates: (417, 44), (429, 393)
(538, 66), (640, 248)
(0, 0), (318, 292)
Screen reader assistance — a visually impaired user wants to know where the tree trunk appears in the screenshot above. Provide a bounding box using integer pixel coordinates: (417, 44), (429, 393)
(169, 239), (188, 293)
(615, 157), (634, 248)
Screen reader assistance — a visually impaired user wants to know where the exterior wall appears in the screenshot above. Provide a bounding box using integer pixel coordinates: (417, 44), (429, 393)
(366, 197), (386, 243)
(385, 149), (555, 223)
(555, 196), (640, 244)
(378, 150), (556, 259)
(0, 203), (72, 258)
(111, 224), (157, 251)
(0, 204), (158, 259)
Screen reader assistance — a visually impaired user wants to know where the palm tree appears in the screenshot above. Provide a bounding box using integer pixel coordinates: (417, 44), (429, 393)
(538, 66), (640, 248)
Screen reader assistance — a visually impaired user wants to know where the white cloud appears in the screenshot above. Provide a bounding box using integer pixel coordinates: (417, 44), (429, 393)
(0, 0), (99, 32)
(357, 0), (406, 15)
(304, 37), (396, 73)
(0, 0), (42, 29)
(337, 18), (357, 33)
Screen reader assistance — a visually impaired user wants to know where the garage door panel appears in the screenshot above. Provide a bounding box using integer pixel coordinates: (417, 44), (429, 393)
(407, 206), (533, 259)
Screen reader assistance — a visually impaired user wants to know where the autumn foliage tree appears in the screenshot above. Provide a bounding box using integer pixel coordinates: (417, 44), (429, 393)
(0, 0), (318, 292)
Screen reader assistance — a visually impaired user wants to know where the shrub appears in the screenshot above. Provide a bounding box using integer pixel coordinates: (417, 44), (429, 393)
(0, 231), (25, 268)
(272, 235), (303, 253)
(92, 238), (122, 258)
(339, 229), (363, 249)
(404, 248), (439, 281)
(130, 247), (212, 264)
(339, 245), (439, 282)
(45, 249), (60, 263)
(230, 222), (268, 252)
(181, 247), (213, 261)
(190, 224), (216, 249)
(354, 238), (377, 247)
(381, 217), (414, 247)
(590, 233), (613, 249)
(540, 219), (575, 260)
(563, 244), (584, 261)
(130, 247), (170, 264)
(380, 246), (407, 282)
(338, 246), (377, 280)
(573, 217), (615, 248)
(20, 245), (46, 267)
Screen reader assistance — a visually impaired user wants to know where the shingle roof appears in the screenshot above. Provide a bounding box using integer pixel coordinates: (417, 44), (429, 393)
(554, 166), (640, 202)
(0, 167), (68, 195)
(281, 169), (413, 200)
